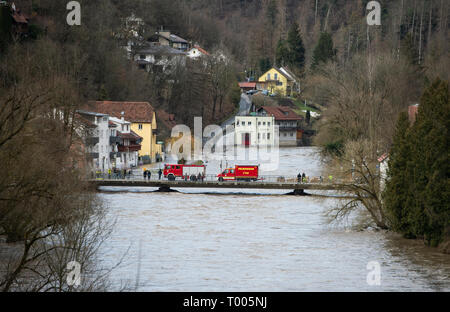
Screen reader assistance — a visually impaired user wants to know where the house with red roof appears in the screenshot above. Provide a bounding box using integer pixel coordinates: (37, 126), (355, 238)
(257, 106), (304, 146)
(187, 45), (210, 59)
(85, 101), (161, 163)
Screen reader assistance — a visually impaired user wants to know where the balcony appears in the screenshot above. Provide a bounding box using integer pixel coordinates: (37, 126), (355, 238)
(110, 136), (121, 144)
(279, 127), (299, 132)
(118, 144), (141, 152)
(85, 137), (99, 146)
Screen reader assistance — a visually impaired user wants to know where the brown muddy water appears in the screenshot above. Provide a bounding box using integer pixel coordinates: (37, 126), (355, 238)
(98, 147), (450, 291)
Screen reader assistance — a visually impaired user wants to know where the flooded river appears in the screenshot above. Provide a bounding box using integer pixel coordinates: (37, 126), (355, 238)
(98, 147), (450, 291)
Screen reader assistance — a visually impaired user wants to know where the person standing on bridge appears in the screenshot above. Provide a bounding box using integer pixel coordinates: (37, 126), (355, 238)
(302, 173), (306, 183)
(143, 168), (147, 180)
(158, 168), (162, 180)
(147, 170), (152, 180)
(297, 173), (302, 183)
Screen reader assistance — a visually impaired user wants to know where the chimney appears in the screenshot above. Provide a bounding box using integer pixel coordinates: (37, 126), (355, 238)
(121, 111), (125, 122)
(408, 104), (419, 124)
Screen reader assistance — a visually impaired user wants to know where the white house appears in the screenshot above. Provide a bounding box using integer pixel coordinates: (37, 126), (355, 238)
(108, 116), (142, 170)
(134, 44), (186, 73)
(187, 45), (210, 59)
(234, 116), (276, 147)
(76, 110), (113, 172)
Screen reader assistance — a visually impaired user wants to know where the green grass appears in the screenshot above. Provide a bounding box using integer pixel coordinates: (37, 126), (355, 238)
(292, 99), (320, 116)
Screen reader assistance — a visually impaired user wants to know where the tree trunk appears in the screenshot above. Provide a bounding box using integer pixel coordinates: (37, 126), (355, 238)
(418, 0), (424, 65)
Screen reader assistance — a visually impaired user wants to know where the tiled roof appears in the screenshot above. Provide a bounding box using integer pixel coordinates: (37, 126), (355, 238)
(192, 45), (209, 56)
(239, 82), (257, 88)
(378, 153), (389, 163)
(135, 44), (186, 55)
(260, 67), (297, 82)
(159, 33), (188, 44)
(12, 12), (28, 24)
(259, 106), (303, 121)
(86, 101), (155, 123)
(118, 130), (142, 140)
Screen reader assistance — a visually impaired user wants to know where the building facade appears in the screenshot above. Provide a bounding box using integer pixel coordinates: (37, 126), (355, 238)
(234, 116), (276, 147)
(87, 101), (161, 163)
(109, 116), (142, 169)
(257, 67), (299, 97)
(257, 106), (303, 146)
(76, 110), (113, 171)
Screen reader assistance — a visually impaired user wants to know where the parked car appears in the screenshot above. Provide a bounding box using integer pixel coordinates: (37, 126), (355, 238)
(261, 90), (269, 96)
(246, 90), (259, 95)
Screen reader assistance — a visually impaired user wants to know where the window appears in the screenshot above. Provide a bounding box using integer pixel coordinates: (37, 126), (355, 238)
(236, 120), (240, 126)
(140, 54), (146, 59)
(263, 133), (266, 139)
(267, 74), (270, 80)
(258, 122), (261, 126)
(290, 132), (294, 137)
(274, 73), (278, 80)
(242, 121), (245, 126)
(267, 133), (271, 140)
(139, 124), (143, 130)
(268, 122), (271, 126)
(248, 122), (252, 126)
(263, 122), (266, 126)
(258, 133), (260, 140)
(284, 133), (287, 137)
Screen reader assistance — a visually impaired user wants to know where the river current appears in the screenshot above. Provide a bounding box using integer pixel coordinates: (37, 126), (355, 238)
(98, 147), (450, 291)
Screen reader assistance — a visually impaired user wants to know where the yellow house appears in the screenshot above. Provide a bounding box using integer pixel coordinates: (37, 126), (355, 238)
(89, 101), (162, 163)
(257, 67), (299, 97)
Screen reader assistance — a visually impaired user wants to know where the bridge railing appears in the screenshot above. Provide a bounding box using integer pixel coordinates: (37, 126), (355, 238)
(90, 171), (346, 185)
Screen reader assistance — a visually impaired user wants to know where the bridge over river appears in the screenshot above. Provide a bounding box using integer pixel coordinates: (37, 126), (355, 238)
(90, 176), (354, 195)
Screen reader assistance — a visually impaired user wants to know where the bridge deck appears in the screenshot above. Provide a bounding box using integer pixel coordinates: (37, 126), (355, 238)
(90, 179), (351, 191)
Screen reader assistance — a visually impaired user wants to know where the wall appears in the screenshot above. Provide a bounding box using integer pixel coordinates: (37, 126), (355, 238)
(258, 68), (290, 96)
(235, 116), (275, 146)
(131, 122), (152, 159)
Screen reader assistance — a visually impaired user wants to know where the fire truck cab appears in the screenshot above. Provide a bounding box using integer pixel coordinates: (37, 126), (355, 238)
(217, 165), (259, 182)
(163, 164), (206, 181)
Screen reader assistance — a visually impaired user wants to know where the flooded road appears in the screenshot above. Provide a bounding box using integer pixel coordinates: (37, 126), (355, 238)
(98, 147), (450, 291)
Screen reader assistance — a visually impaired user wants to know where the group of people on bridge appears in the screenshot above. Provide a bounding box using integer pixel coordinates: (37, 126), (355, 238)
(143, 168), (163, 180)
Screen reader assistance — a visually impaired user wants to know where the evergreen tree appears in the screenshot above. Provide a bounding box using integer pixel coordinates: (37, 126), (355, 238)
(410, 79), (450, 246)
(312, 32), (335, 69)
(275, 39), (289, 67)
(384, 112), (412, 235)
(259, 57), (272, 74)
(286, 22), (305, 73)
(384, 79), (450, 246)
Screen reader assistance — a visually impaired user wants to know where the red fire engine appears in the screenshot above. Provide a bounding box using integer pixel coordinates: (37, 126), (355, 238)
(163, 164), (206, 181)
(217, 165), (259, 182)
